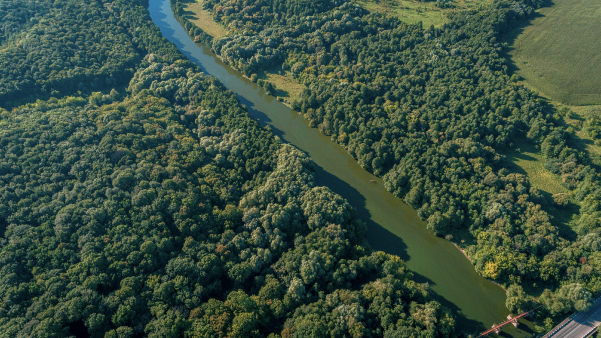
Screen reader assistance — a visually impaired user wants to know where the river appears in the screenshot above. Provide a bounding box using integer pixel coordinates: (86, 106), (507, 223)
(148, 0), (535, 335)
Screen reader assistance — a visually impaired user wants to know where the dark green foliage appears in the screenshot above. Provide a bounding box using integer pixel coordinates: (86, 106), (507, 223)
(0, 0), (187, 108)
(0, 0), (52, 45)
(194, 0), (601, 297)
(0, 57), (453, 337)
(0, 0), (137, 107)
(0, 1), (454, 337)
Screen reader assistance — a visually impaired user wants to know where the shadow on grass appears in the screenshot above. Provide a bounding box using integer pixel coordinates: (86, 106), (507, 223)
(502, 137), (579, 241)
(182, 8), (200, 22)
(256, 66), (292, 100)
(501, 0), (555, 76)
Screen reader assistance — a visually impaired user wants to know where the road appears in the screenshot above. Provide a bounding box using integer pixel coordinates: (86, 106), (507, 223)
(548, 299), (601, 338)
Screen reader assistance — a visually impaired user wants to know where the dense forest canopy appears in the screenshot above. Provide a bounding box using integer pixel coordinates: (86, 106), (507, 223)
(172, 0), (601, 324)
(0, 0), (189, 108)
(0, 0), (455, 337)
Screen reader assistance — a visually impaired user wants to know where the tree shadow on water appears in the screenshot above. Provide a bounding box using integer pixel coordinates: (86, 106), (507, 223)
(413, 271), (487, 335)
(311, 163), (411, 262)
(312, 162), (488, 334)
(235, 96), (286, 139)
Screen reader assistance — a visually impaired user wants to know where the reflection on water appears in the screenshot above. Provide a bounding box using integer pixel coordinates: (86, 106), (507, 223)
(148, 0), (537, 335)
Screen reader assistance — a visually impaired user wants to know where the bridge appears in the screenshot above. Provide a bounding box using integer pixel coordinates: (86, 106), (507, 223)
(542, 297), (601, 338)
(478, 305), (543, 337)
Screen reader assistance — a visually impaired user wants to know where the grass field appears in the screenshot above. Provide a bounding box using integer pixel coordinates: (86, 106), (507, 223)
(503, 138), (568, 196)
(257, 67), (306, 103)
(183, 0), (227, 38)
(356, 0), (491, 28)
(507, 0), (601, 105)
(502, 138), (580, 233)
(561, 104), (601, 161)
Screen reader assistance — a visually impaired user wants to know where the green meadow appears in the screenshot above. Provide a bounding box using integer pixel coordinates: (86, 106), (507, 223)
(356, 0), (491, 28)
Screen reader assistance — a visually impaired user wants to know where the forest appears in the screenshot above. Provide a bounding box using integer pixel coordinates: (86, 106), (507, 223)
(0, 0), (455, 337)
(172, 0), (601, 327)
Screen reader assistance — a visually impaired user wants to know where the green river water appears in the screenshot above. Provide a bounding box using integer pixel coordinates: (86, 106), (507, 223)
(148, 1), (537, 335)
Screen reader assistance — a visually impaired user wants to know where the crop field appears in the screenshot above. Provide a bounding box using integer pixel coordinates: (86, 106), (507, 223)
(183, 0), (227, 38)
(507, 0), (601, 105)
(356, 0), (491, 28)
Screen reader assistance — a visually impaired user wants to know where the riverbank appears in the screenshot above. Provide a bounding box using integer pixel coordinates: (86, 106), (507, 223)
(150, 1), (534, 335)
(452, 242), (472, 262)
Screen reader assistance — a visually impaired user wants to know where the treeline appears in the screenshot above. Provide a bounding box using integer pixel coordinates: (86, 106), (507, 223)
(171, 0), (214, 45)
(190, 0), (601, 323)
(204, 0), (346, 32)
(0, 0), (455, 337)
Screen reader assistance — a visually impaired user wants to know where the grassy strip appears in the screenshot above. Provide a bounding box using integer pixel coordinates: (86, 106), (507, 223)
(356, 0), (491, 28)
(183, 0), (227, 38)
(254, 66), (306, 103)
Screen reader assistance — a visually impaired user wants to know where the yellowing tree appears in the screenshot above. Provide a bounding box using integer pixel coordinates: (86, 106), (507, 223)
(483, 261), (500, 279)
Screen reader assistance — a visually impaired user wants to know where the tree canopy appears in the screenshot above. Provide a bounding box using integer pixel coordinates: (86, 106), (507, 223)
(176, 0), (601, 321)
(0, 0), (454, 336)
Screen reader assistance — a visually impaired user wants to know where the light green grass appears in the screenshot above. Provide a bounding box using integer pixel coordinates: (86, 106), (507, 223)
(355, 0), (491, 28)
(258, 68), (306, 103)
(507, 0), (601, 105)
(503, 139), (580, 232)
(503, 139), (568, 196)
(562, 104), (601, 160)
(184, 0), (227, 38)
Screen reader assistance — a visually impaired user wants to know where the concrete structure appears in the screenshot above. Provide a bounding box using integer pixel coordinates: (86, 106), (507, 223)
(544, 298), (601, 338)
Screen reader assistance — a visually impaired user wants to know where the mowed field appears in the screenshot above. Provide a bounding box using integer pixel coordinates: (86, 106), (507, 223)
(508, 0), (601, 105)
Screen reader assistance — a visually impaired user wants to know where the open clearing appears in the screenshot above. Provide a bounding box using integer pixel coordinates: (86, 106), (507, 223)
(258, 67), (306, 103)
(562, 104), (601, 162)
(502, 138), (579, 233)
(183, 0), (227, 38)
(356, 0), (491, 28)
(503, 138), (568, 196)
(507, 0), (601, 105)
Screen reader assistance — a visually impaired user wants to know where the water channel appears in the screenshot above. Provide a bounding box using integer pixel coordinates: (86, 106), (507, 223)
(148, 1), (535, 335)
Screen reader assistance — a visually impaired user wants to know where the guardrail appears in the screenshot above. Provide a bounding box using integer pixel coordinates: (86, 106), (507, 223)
(542, 296), (601, 338)
(584, 327), (598, 338)
(542, 317), (574, 338)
